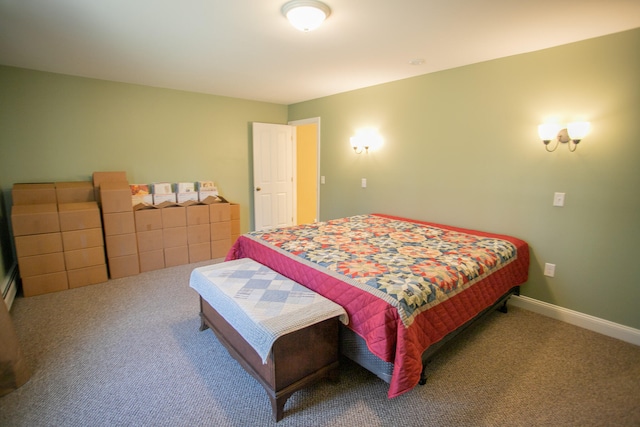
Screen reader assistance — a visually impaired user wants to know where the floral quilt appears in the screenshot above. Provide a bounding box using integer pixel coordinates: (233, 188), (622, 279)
(245, 214), (518, 327)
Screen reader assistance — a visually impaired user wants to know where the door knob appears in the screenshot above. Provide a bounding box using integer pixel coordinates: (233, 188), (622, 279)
(256, 187), (261, 191)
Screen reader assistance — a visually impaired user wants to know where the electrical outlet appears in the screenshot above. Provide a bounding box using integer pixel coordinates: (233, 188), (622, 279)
(321, 176), (325, 184)
(544, 263), (556, 277)
(361, 178), (367, 188)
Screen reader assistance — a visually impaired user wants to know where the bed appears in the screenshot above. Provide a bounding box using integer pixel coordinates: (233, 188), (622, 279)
(224, 214), (529, 398)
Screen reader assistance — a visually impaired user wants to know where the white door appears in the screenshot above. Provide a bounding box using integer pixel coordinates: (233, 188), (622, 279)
(252, 122), (295, 231)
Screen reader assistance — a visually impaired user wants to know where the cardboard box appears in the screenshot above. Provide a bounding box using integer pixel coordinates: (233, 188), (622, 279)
(11, 204), (59, 236)
(102, 211), (135, 236)
(67, 264), (108, 289)
(162, 206), (186, 228)
(231, 219), (240, 236)
(15, 233), (63, 258)
(12, 183), (57, 205)
(92, 171), (127, 204)
(209, 202), (230, 223)
(136, 230), (164, 252)
(92, 171), (127, 188)
(189, 242), (211, 263)
(22, 271), (68, 297)
(55, 181), (95, 204)
(188, 224), (210, 244)
(105, 233), (138, 258)
(138, 250), (165, 272)
(64, 246), (106, 270)
(186, 205), (209, 226)
(210, 221), (231, 241)
(230, 205), (240, 238)
(211, 239), (232, 259)
(100, 181), (133, 214)
(164, 246), (189, 267)
(163, 227), (187, 248)
(134, 209), (163, 232)
(230, 203), (240, 220)
(108, 254), (139, 279)
(18, 252), (66, 277)
(58, 202), (102, 231)
(61, 228), (104, 251)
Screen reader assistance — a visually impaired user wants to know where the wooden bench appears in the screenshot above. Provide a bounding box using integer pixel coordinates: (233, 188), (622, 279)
(190, 259), (347, 422)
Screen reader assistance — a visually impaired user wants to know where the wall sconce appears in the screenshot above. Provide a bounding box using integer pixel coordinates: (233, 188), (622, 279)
(538, 121), (590, 152)
(351, 129), (383, 154)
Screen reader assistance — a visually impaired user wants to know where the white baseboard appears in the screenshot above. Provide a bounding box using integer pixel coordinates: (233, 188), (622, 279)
(510, 295), (640, 347)
(2, 263), (18, 311)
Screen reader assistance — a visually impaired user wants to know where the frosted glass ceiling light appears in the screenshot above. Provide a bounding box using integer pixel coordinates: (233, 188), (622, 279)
(282, 0), (331, 32)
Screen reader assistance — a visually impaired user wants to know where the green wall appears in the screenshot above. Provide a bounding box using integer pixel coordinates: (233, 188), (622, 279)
(0, 66), (287, 293)
(1, 29), (638, 331)
(289, 28), (640, 329)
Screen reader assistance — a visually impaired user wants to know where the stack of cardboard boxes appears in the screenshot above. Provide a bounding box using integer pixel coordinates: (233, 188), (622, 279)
(12, 184), (66, 297)
(134, 200), (232, 270)
(135, 208), (165, 272)
(230, 203), (240, 245)
(210, 202), (232, 259)
(161, 206), (188, 267)
(59, 201), (108, 288)
(11, 182), (109, 297)
(100, 181), (140, 279)
(10, 175), (241, 297)
(187, 204), (211, 263)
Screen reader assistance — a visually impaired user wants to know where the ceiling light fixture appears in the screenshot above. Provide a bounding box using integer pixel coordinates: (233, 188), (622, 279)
(281, 0), (331, 32)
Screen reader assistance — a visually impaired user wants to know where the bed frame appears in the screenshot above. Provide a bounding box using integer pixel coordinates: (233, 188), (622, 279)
(340, 286), (520, 385)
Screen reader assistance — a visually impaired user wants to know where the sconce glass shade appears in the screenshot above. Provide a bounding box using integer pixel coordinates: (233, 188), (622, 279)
(350, 136), (361, 150)
(538, 121), (590, 152)
(282, 0), (331, 32)
(567, 121), (590, 141)
(351, 128), (383, 154)
(538, 123), (560, 142)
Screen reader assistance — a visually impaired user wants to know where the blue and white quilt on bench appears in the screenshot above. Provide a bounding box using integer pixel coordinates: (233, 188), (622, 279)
(190, 258), (348, 363)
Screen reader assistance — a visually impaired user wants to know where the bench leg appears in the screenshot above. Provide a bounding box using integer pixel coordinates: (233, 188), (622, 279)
(270, 392), (293, 422)
(198, 313), (209, 332)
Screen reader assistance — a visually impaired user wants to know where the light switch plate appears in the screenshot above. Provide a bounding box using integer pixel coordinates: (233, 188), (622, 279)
(553, 192), (565, 207)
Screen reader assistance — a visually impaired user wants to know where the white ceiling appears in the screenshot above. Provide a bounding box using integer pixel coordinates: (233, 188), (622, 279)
(1, 0), (639, 105)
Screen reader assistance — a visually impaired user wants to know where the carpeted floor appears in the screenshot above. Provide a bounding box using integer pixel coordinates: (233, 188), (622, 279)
(1, 260), (639, 426)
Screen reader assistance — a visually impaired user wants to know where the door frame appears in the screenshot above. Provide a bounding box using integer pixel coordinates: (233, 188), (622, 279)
(288, 117), (321, 223)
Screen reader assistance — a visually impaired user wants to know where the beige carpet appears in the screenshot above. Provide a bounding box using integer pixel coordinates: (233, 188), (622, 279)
(1, 260), (639, 426)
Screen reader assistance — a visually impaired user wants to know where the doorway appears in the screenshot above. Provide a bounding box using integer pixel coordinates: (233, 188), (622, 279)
(289, 117), (320, 225)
